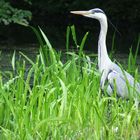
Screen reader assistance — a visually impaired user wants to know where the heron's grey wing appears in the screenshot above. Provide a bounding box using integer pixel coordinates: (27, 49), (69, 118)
(112, 63), (140, 92)
(107, 70), (129, 98)
(111, 63), (135, 84)
(107, 64), (140, 98)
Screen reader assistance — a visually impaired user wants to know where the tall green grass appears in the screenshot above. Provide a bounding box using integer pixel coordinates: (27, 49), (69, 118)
(0, 26), (140, 140)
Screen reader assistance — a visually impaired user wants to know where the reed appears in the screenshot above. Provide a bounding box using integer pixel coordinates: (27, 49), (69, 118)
(0, 26), (139, 140)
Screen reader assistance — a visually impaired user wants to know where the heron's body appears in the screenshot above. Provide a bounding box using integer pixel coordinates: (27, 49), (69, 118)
(71, 8), (140, 99)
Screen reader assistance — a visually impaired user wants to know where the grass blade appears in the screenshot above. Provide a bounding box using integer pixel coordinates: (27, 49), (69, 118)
(71, 25), (78, 47)
(66, 26), (70, 52)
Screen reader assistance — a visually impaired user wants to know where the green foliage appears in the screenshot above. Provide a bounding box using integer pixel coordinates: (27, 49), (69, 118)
(0, 26), (140, 139)
(128, 36), (140, 73)
(0, 0), (32, 25)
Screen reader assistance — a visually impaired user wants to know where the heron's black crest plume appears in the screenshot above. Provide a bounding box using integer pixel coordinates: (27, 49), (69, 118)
(92, 8), (121, 36)
(107, 18), (121, 36)
(91, 8), (105, 14)
(90, 8), (121, 36)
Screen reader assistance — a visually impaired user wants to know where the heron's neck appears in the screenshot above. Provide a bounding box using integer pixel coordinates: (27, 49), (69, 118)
(98, 17), (111, 72)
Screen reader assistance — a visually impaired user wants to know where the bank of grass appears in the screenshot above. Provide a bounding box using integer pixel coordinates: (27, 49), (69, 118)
(0, 26), (140, 140)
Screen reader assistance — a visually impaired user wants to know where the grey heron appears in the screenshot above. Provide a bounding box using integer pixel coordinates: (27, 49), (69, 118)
(71, 8), (140, 100)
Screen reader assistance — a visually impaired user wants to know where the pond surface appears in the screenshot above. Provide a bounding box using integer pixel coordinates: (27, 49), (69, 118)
(0, 44), (140, 72)
(0, 23), (139, 78)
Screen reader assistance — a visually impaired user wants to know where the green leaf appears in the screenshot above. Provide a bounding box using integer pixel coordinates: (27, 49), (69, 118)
(71, 25), (78, 47)
(66, 26), (70, 52)
(79, 32), (89, 56)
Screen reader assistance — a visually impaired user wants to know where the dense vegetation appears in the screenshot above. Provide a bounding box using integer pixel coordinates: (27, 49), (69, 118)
(0, 2), (140, 138)
(0, 25), (140, 139)
(0, 0), (31, 25)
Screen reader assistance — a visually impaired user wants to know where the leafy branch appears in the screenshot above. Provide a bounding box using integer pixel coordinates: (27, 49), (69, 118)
(0, 0), (32, 25)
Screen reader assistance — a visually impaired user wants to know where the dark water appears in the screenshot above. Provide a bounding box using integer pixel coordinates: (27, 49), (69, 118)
(0, 44), (140, 72)
(0, 44), (38, 71)
(0, 23), (139, 72)
(0, 22), (139, 54)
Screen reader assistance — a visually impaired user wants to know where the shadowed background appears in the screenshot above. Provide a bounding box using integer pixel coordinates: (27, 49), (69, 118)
(0, 0), (140, 53)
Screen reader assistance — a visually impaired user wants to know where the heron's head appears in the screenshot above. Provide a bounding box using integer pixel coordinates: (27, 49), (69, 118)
(71, 8), (106, 21)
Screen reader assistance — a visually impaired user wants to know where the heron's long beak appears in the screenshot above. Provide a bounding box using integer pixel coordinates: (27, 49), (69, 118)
(70, 11), (91, 16)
